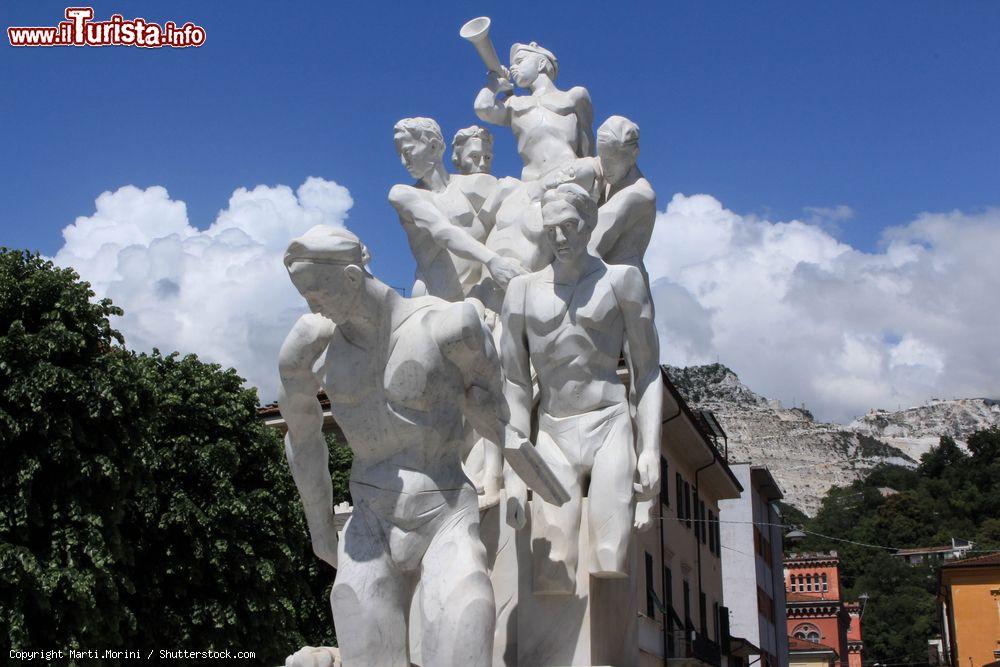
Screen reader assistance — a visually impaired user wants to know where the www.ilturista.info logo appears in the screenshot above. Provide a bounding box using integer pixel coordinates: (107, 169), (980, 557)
(8, 7), (206, 48)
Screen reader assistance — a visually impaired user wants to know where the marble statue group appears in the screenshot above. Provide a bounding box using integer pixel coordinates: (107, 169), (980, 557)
(278, 16), (664, 667)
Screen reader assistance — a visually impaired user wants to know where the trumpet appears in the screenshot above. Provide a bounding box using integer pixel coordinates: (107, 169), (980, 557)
(459, 17), (505, 77)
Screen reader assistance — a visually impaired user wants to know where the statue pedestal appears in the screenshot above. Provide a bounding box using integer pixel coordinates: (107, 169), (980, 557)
(494, 498), (639, 667)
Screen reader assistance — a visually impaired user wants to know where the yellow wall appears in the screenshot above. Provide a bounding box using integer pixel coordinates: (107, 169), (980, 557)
(943, 566), (1000, 667)
(790, 655), (834, 667)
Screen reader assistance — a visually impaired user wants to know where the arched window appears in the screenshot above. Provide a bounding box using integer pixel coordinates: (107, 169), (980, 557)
(793, 623), (820, 642)
(822, 573), (828, 592)
(806, 574), (813, 591)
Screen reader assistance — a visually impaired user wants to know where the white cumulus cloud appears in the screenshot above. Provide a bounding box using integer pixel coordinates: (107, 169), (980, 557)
(53, 178), (353, 402)
(646, 194), (1000, 422)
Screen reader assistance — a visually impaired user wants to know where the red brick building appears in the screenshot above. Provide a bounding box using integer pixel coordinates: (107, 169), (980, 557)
(784, 552), (864, 667)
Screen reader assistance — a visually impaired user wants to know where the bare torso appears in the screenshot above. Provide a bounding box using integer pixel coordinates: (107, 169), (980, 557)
(599, 177), (656, 267)
(321, 297), (470, 500)
(508, 90), (583, 181)
(399, 179), (491, 301)
(520, 258), (630, 418)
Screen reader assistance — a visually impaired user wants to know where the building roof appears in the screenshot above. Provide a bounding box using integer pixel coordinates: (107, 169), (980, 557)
(785, 551), (839, 565)
(788, 636), (838, 656)
(940, 551), (1000, 569)
(750, 466), (783, 501)
(894, 545), (954, 556)
(786, 592), (837, 603)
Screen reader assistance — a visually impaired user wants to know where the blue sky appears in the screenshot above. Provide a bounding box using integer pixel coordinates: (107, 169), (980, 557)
(3, 1), (999, 419)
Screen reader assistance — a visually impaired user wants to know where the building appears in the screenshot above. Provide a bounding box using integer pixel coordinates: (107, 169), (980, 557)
(787, 636), (838, 667)
(719, 464), (789, 667)
(938, 552), (1000, 667)
(894, 538), (975, 565)
(784, 552), (864, 667)
(634, 368), (744, 667)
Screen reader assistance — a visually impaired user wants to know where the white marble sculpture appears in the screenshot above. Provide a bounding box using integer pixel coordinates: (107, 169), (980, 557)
(590, 116), (657, 280)
(389, 117), (526, 302)
(452, 125), (494, 175)
(278, 226), (567, 666)
(473, 38), (594, 181)
(499, 183), (664, 592)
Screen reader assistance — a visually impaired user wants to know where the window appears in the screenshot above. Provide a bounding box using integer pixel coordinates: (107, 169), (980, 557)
(683, 481), (692, 528)
(683, 580), (692, 632)
(713, 601), (720, 643)
(790, 575), (796, 592)
(676, 472), (684, 518)
(715, 518), (722, 557)
(699, 591), (707, 635)
(822, 573), (828, 592)
(644, 552), (655, 617)
(699, 500), (707, 544)
(793, 623), (821, 642)
(708, 510), (717, 554)
(694, 495), (702, 541)
(806, 574), (813, 592)
(665, 566), (675, 654)
(661, 457), (670, 506)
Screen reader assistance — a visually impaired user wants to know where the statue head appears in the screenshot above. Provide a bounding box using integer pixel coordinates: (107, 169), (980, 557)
(541, 183), (598, 264)
(284, 225), (373, 323)
(393, 117), (445, 181)
(509, 41), (558, 87)
(451, 125), (494, 175)
(597, 115), (640, 185)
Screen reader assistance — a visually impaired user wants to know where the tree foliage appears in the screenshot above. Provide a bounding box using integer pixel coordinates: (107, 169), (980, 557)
(790, 428), (1000, 664)
(0, 249), (339, 664)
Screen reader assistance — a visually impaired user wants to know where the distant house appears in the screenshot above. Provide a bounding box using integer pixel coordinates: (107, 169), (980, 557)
(784, 552), (864, 667)
(788, 635), (838, 667)
(894, 538), (974, 565)
(938, 552), (1000, 667)
(719, 464), (789, 667)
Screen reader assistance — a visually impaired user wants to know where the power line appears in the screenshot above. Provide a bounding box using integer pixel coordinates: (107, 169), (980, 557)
(658, 515), (1000, 555)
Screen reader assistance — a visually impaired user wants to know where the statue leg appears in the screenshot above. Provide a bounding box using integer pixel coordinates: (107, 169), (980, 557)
(418, 490), (495, 667)
(586, 406), (636, 577)
(531, 423), (583, 594)
(330, 508), (412, 667)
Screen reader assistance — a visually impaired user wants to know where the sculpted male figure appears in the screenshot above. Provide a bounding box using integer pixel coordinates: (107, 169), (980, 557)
(589, 116), (657, 280)
(500, 184), (664, 592)
(278, 226), (502, 666)
(389, 117), (526, 302)
(279, 226), (567, 664)
(474, 41), (594, 182)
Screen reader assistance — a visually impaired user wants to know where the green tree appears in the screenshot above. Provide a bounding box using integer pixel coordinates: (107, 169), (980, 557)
(0, 250), (338, 664)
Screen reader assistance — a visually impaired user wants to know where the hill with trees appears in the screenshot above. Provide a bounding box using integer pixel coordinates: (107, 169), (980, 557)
(783, 428), (1000, 664)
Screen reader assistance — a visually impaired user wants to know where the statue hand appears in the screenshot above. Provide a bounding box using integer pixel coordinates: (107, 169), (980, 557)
(487, 255), (528, 288)
(633, 449), (660, 501)
(504, 472), (528, 530)
(310, 525), (339, 568)
(488, 68), (514, 94)
(634, 498), (655, 532)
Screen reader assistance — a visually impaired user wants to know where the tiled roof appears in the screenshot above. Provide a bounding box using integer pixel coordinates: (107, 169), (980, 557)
(895, 545), (953, 556)
(788, 636), (838, 655)
(786, 592), (837, 603)
(940, 551), (1000, 569)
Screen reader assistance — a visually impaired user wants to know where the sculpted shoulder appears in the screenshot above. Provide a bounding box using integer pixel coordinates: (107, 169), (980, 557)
(567, 85), (591, 104)
(607, 262), (647, 302)
(387, 183), (423, 209)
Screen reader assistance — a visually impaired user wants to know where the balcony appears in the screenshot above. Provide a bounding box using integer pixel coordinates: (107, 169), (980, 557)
(667, 630), (722, 667)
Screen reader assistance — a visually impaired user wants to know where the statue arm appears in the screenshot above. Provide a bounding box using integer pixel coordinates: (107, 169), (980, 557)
(499, 276), (533, 443)
(614, 266), (664, 498)
(590, 189), (654, 259)
(278, 313), (339, 567)
(435, 301), (506, 447)
(389, 185), (497, 265)
(389, 185), (526, 286)
(474, 73), (513, 127)
(572, 87), (595, 157)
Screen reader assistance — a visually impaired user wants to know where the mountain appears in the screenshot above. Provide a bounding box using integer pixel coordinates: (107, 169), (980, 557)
(665, 363), (920, 515)
(848, 398), (1000, 460)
